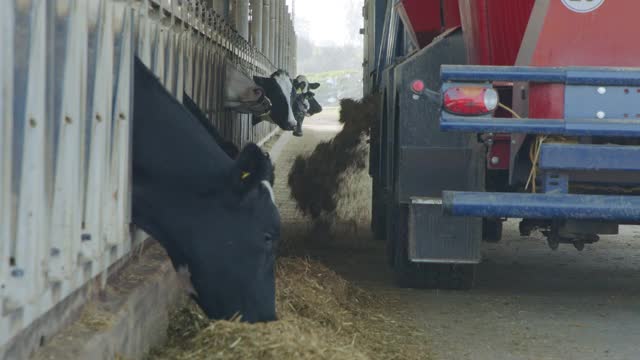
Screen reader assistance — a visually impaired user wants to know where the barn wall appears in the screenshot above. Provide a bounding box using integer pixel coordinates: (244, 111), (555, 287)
(0, 0), (296, 354)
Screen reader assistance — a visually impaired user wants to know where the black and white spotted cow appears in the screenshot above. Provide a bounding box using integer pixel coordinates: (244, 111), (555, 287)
(132, 57), (280, 323)
(252, 70), (298, 131)
(224, 60), (272, 117)
(291, 75), (323, 137)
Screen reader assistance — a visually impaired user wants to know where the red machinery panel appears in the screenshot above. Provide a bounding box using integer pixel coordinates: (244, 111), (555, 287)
(396, 0), (461, 49)
(459, 0), (536, 66)
(518, 0), (640, 119)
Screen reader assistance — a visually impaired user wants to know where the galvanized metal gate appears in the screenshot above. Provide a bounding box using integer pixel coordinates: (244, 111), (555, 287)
(0, 0), (296, 349)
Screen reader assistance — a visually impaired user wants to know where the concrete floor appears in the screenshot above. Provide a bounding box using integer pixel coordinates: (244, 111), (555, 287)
(275, 110), (640, 360)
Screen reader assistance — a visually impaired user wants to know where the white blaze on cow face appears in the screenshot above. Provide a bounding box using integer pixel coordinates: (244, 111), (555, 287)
(294, 75), (310, 93)
(261, 180), (276, 204)
(177, 266), (197, 296)
(272, 71), (297, 128)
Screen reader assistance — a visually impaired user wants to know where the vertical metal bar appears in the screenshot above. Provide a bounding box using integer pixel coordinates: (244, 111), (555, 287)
(106, 1), (133, 254)
(82, 0), (114, 269)
(0, 0), (15, 306)
(12, 0), (49, 306)
(251, 0), (263, 49)
(236, 0), (249, 39)
(269, 0), (276, 63)
(165, 14), (177, 96)
(49, 0), (88, 284)
(261, 0), (269, 60)
(274, 0), (279, 67)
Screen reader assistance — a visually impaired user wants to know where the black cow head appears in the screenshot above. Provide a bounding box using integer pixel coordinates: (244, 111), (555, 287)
(305, 92), (323, 116)
(132, 57), (279, 323)
(252, 70), (297, 131)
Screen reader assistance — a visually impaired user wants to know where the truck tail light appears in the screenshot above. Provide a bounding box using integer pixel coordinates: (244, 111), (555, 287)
(443, 86), (499, 115)
(411, 79), (425, 94)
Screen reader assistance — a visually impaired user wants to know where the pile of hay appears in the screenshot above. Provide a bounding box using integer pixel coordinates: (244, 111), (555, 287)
(147, 257), (429, 360)
(288, 95), (380, 222)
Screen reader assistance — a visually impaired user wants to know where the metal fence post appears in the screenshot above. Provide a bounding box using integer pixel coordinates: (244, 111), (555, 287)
(262, 0), (270, 57)
(0, 0), (15, 310)
(0, 0), (283, 349)
(250, 0), (263, 49)
(236, 0), (249, 39)
(269, 0), (276, 63)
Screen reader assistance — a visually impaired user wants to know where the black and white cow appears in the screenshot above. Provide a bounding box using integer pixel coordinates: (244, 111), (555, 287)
(132, 57), (280, 323)
(291, 75), (323, 137)
(252, 70), (298, 131)
(184, 93), (239, 159)
(224, 60), (272, 116)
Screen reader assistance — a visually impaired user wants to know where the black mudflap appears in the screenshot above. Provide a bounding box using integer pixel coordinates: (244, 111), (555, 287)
(409, 198), (481, 263)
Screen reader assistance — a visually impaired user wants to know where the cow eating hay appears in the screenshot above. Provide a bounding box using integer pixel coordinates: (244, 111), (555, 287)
(287, 94), (380, 223)
(148, 257), (430, 360)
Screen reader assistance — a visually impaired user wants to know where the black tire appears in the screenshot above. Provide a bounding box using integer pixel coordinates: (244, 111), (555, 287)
(389, 205), (476, 290)
(482, 218), (503, 243)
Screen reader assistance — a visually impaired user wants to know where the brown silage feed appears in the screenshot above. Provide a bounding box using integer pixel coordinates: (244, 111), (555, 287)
(147, 257), (430, 360)
(288, 94), (380, 221)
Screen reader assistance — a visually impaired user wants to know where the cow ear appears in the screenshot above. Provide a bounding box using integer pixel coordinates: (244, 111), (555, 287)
(230, 143), (272, 196)
(309, 82), (320, 90)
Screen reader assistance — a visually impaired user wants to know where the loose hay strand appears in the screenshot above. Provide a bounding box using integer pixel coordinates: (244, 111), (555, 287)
(147, 258), (431, 360)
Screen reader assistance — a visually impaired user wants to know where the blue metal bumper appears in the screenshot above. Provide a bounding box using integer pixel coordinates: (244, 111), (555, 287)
(441, 65), (640, 86)
(539, 143), (640, 171)
(442, 191), (640, 222)
(440, 116), (640, 138)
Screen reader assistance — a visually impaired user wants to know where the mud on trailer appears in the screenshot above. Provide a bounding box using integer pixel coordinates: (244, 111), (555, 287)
(364, 0), (640, 289)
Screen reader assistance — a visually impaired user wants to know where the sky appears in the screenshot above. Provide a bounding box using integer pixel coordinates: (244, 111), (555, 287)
(288, 0), (364, 46)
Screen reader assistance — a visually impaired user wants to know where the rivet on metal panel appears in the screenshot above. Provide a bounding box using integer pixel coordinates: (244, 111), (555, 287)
(490, 157), (500, 165)
(119, 112), (126, 120)
(29, 118), (37, 128)
(96, 114), (102, 122)
(64, 116), (72, 124)
(596, 111), (606, 119)
(597, 87), (606, 94)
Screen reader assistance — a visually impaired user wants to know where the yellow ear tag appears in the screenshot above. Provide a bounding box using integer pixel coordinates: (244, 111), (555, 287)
(241, 171), (251, 180)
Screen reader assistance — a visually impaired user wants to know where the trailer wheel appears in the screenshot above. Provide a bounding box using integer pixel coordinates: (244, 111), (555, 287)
(482, 218), (503, 243)
(389, 206), (476, 290)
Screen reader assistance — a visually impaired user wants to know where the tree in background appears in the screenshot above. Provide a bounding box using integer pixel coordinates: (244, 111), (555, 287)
(296, 0), (364, 105)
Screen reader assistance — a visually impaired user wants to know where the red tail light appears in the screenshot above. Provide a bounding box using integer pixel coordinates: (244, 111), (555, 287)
(443, 86), (499, 115)
(411, 79), (425, 94)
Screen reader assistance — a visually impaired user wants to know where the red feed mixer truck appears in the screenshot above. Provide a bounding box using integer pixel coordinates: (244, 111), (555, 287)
(363, 0), (640, 289)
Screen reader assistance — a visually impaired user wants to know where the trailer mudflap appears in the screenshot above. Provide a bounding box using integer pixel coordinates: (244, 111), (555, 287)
(409, 197), (481, 264)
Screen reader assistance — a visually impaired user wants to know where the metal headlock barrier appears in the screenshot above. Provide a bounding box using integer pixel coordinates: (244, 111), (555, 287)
(0, 0), (296, 349)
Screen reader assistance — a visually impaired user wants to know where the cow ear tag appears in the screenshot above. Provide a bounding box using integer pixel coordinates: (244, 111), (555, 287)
(241, 171), (251, 180)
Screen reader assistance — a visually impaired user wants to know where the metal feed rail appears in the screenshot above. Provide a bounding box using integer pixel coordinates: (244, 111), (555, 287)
(0, 0), (295, 349)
